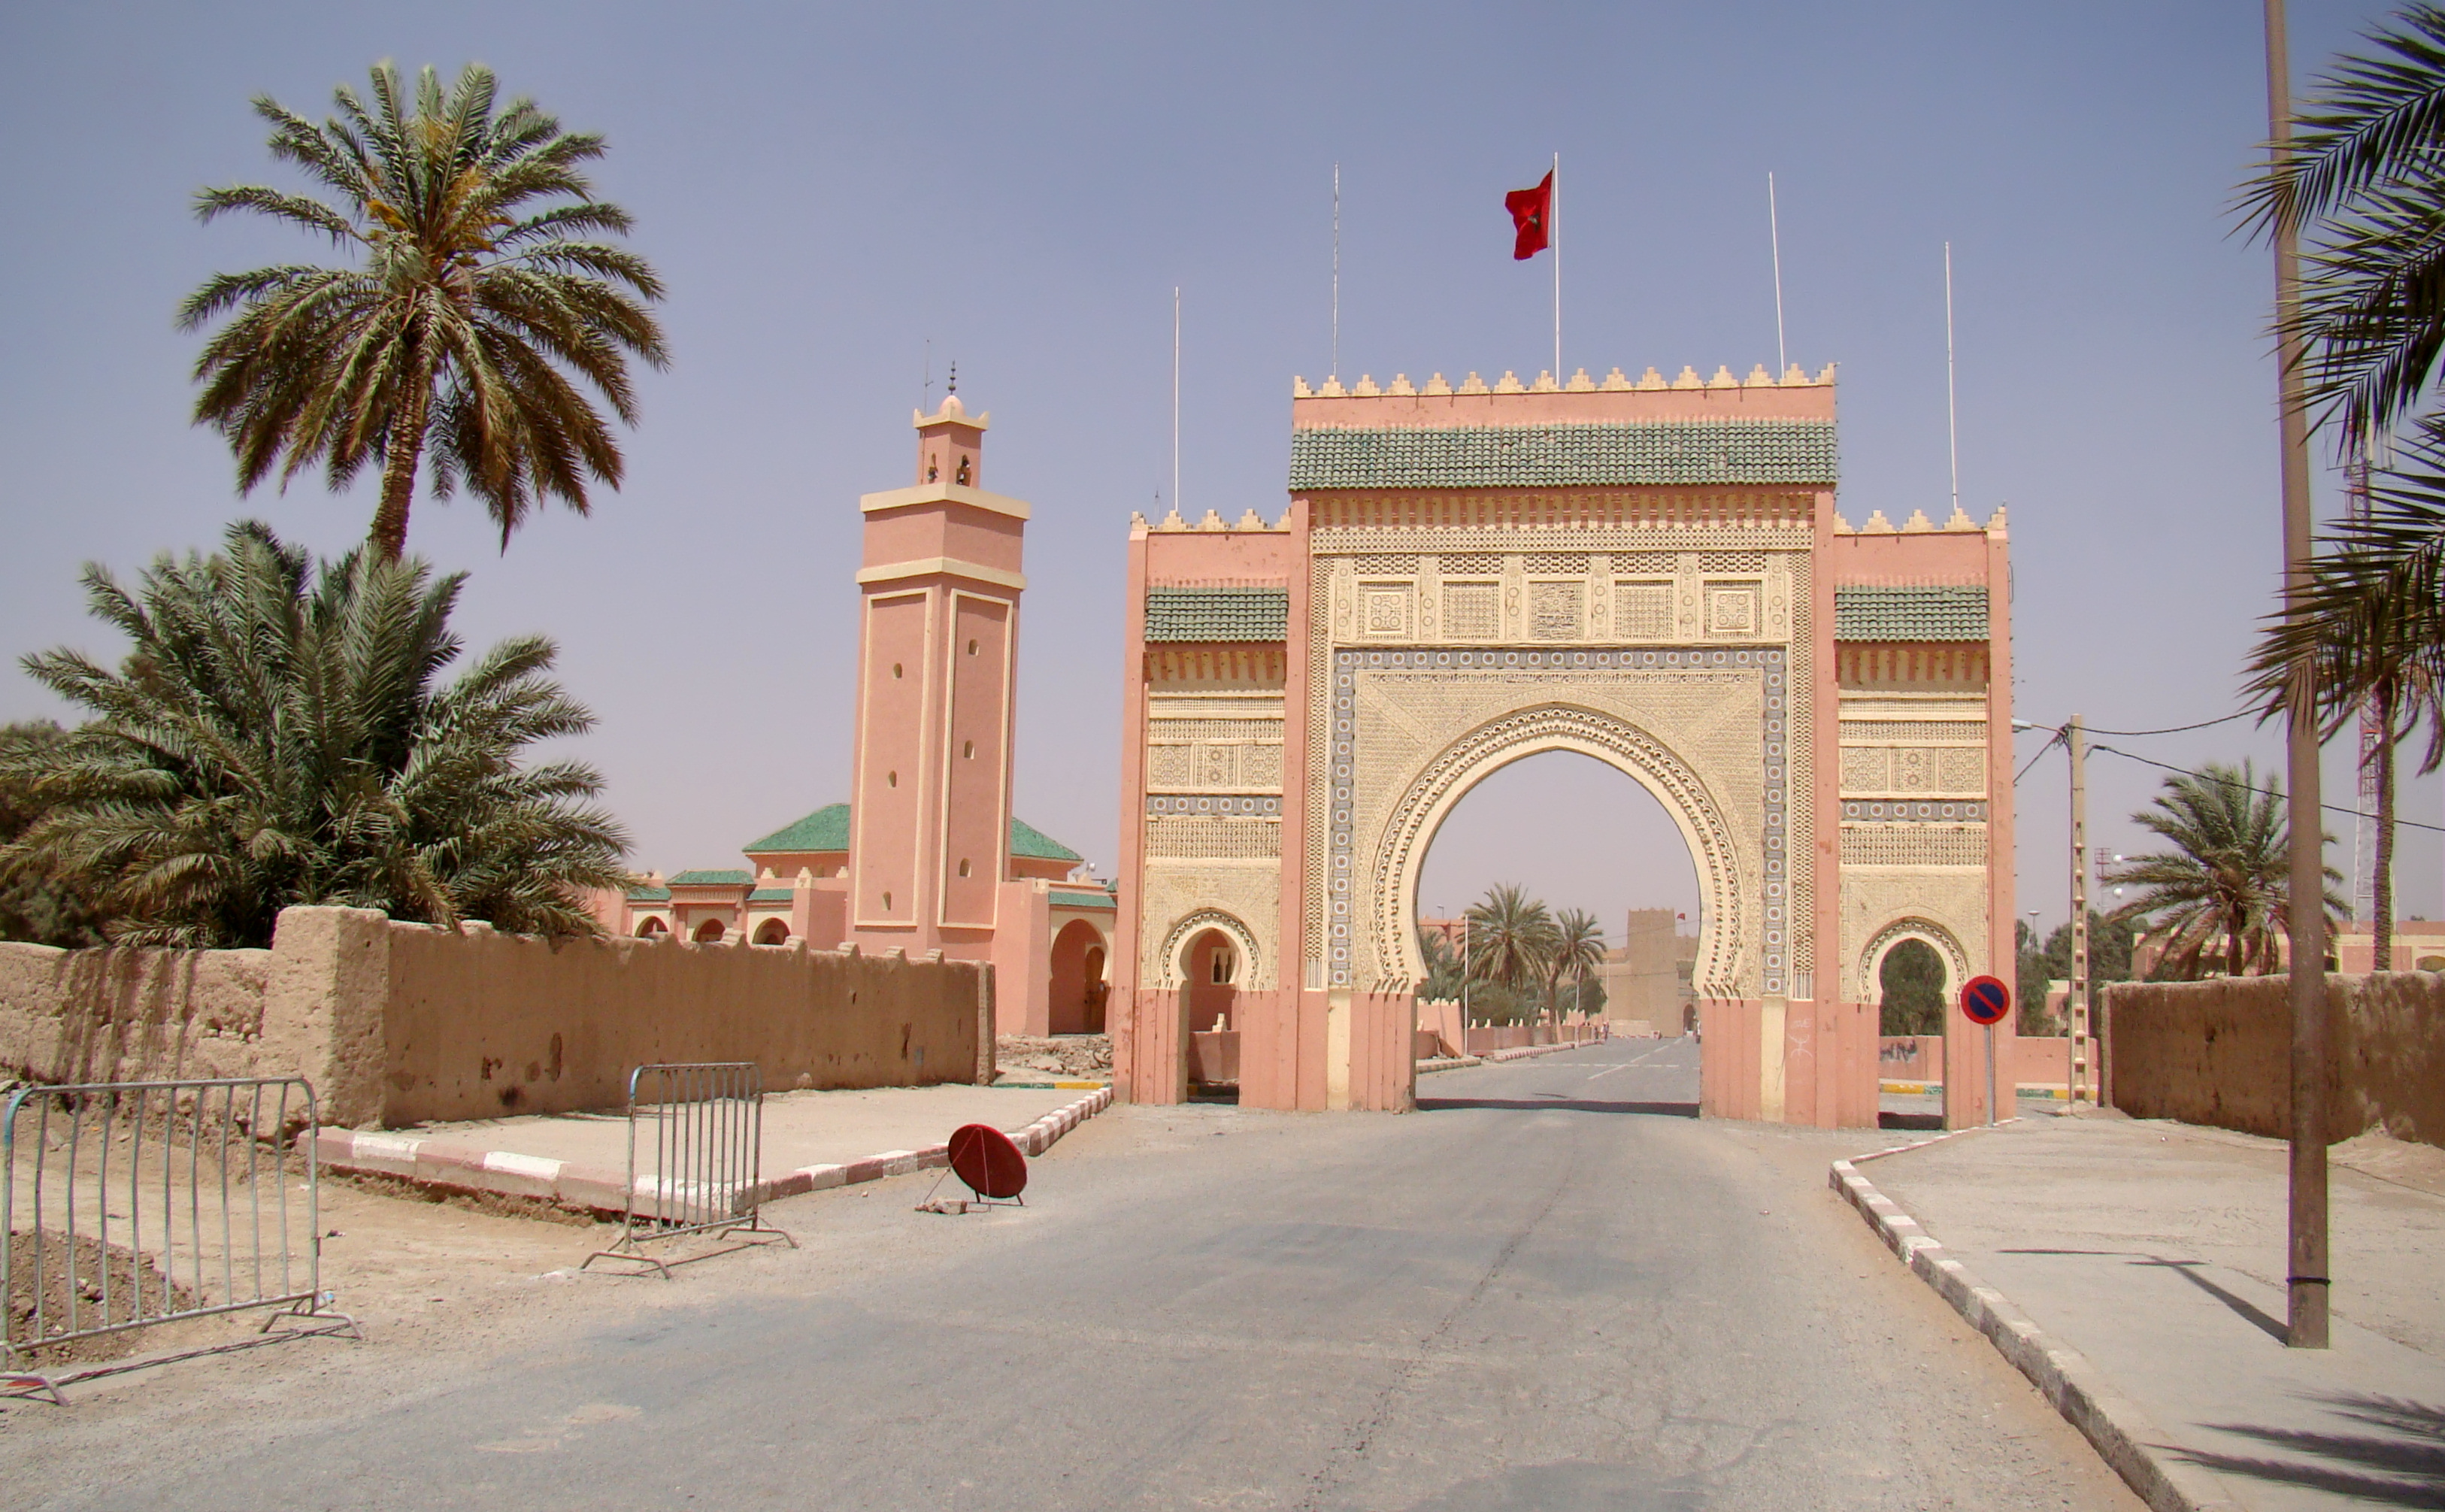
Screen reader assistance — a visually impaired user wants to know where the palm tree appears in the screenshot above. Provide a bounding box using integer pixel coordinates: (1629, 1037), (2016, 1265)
(2102, 762), (2343, 980)
(180, 62), (667, 561)
(1463, 883), (1556, 1007)
(1543, 908), (1608, 1029)
(2242, 5), (2445, 442)
(0, 522), (630, 947)
(1416, 924), (1468, 1001)
(2247, 503), (2445, 968)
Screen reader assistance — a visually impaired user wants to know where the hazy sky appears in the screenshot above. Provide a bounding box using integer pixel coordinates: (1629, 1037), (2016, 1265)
(2, 2), (2426, 951)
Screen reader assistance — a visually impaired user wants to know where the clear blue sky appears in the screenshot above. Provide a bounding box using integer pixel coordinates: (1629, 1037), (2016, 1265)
(0, 2), (2422, 945)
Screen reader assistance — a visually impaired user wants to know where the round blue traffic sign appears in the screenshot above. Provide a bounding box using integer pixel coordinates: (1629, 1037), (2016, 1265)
(1960, 974), (2010, 1026)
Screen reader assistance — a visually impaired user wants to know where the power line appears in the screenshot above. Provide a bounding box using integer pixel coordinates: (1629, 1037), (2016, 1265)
(2090, 743), (2445, 835)
(2018, 711), (2252, 738)
(2013, 731), (2063, 786)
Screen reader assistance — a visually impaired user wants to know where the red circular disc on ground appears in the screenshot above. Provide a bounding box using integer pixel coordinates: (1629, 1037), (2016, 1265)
(1959, 974), (2011, 1026)
(948, 1123), (1028, 1200)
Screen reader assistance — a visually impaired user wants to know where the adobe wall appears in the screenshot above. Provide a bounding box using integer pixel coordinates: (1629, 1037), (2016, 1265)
(2103, 974), (2445, 1148)
(0, 905), (991, 1129)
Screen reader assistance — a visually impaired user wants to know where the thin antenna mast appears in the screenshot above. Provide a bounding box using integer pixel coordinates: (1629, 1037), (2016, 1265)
(1768, 174), (1787, 373)
(1944, 242), (1960, 520)
(1550, 152), (1562, 380)
(1172, 286), (1182, 517)
(1332, 163), (1341, 380)
(922, 338), (933, 411)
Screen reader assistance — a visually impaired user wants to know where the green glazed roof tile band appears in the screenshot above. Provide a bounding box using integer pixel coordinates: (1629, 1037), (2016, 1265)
(1834, 585), (1990, 641)
(744, 803), (850, 854)
(669, 868), (753, 887)
(1145, 586), (1289, 642)
(625, 885), (671, 901)
(747, 887), (794, 902)
(1049, 889), (1119, 911)
(1288, 420), (1838, 490)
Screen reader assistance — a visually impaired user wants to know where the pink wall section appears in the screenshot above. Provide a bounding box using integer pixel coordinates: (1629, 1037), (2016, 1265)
(853, 591), (929, 929)
(939, 594), (1010, 929)
(860, 503), (1026, 575)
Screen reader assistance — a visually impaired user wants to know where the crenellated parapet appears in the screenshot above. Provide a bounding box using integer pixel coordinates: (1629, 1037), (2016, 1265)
(1295, 364), (1836, 398)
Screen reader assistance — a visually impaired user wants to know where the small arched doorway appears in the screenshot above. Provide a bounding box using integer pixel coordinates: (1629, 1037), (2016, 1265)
(1047, 920), (1110, 1035)
(1185, 929), (1240, 1032)
(692, 918), (726, 944)
(636, 915), (668, 938)
(753, 918), (790, 946)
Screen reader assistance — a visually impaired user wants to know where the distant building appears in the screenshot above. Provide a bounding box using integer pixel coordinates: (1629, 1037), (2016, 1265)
(592, 393), (1115, 1037)
(1597, 908), (1698, 1033)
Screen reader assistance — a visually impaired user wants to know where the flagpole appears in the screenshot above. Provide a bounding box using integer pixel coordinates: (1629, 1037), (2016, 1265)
(1332, 163), (1341, 381)
(1551, 152), (1562, 380)
(1944, 243), (1959, 521)
(1769, 173), (1787, 373)
(1172, 286), (1182, 517)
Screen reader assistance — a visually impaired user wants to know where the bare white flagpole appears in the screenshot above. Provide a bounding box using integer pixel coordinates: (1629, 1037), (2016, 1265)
(1768, 173), (1787, 373)
(1944, 242), (1960, 520)
(1332, 163), (1341, 380)
(1172, 286), (1182, 517)
(1551, 152), (1562, 380)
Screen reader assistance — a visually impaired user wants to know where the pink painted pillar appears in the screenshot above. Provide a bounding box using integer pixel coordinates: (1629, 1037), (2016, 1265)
(1112, 520), (1153, 1101)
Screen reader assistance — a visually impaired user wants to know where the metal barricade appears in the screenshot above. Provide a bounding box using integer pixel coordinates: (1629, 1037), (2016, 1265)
(2, 1077), (360, 1403)
(583, 1062), (794, 1278)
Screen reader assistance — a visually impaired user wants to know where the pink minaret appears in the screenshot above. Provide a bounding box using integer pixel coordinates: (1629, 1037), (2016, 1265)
(845, 388), (1029, 959)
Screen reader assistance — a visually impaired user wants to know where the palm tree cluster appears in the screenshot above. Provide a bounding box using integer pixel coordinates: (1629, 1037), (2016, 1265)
(1416, 883), (1609, 1027)
(2243, 6), (2445, 964)
(0, 523), (629, 948)
(182, 62), (666, 561)
(2101, 761), (2344, 980)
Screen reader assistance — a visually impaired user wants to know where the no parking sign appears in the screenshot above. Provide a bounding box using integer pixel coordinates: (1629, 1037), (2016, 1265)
(1959, 974), (2010, 1026)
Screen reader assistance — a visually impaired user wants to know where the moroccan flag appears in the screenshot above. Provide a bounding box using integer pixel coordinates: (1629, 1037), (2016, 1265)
(1505, 171), (1553, 260)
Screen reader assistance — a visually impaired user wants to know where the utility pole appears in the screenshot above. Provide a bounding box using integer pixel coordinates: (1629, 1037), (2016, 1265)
(2068, 716), (2092, 1107)
(2265, 0), (2331, 1350)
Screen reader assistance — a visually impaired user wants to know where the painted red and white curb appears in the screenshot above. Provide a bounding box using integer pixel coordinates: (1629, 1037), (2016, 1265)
(1831, 1129), (2246, 1512)
(316, 1086), (1115, 1219)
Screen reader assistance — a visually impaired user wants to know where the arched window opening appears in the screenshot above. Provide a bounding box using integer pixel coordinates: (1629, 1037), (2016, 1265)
(1185, 928), (1240, 1032)
(753, 918), (789, 946)
(637, 915), (668, 938)
(693, 918), (726, 944)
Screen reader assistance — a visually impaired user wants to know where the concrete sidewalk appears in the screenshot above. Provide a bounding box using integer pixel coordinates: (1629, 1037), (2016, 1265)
(1841, 1112), (2445, 1511)
(318, 1083), (1107, 1214)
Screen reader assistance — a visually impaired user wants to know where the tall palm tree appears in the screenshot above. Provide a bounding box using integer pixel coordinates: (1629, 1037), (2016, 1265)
(1543, 908), (1608, 1028)
(180, 62), (667, 561)
(1463, 883), (1556, 1004)
(2102, 762), (2343, 980)
(0, 521), (630, 947)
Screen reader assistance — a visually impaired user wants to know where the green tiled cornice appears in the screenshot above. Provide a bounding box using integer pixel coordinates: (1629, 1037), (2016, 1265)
(744, 803), (850, 856)
(1010, 817), (1083, 862)
(1834, 585), (1990, 641)
(1145, 586), (1289, 642)
(1288, 420), (1838, 490)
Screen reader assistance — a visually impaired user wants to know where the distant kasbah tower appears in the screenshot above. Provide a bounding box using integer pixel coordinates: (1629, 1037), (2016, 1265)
(847, 386), (1027, 959)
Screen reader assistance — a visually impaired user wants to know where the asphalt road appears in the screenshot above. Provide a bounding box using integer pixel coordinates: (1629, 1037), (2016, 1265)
(11, 1040), (2144, 1510)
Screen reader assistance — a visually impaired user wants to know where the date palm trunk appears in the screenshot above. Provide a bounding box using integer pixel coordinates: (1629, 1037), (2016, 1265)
(368, 374), (433, 564)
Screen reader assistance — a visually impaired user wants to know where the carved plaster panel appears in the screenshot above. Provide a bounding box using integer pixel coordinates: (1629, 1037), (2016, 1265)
(1141, 864), (1280, 988)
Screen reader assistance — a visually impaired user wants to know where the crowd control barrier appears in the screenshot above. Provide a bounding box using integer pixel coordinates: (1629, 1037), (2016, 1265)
(583, 1062), (795, 1278)
(2, 1077), (360, 1402)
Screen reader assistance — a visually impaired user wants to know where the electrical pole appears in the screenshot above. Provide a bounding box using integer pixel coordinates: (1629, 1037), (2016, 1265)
(2069, 716), (2092, 1107)
(2265, 0), (2331, 1350)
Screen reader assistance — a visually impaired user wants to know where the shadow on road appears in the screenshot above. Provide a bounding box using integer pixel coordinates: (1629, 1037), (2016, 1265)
(1415, 1097), (1700, 1117)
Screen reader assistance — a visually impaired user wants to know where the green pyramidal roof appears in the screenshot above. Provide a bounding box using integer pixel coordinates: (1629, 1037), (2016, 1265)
(743, 804), (851, 855)
(1007, 816), (1083, 862)
(742, 801), (1080, 865)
